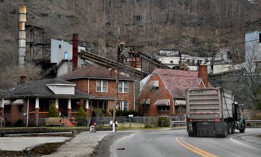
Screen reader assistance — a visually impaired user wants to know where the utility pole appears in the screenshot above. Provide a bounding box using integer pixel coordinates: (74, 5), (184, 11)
(112, 42), (125, 132)
(112, 67), (118, 132)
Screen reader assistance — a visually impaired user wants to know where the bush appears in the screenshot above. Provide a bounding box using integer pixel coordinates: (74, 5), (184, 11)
(5, 119), (11, 127)
(76, 106), (87, 126)
(49, 103), (58, 117)
(13, 119), (24, 127)
(158, 116), (170, 127)
(76, 106), (87, 118)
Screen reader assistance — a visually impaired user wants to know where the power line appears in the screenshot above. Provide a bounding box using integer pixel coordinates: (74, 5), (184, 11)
(180, 18), (261, 51)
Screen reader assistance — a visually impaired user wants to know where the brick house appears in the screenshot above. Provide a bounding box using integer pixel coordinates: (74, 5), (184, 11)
(59, 64), (136, 115)
(138, 65), (209, 116)
(2, 78), (90, 126)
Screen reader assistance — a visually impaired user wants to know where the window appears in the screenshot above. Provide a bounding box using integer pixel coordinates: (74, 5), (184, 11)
(118, 81), (129, 93)
(170, 60), (173, 63)
(157, 106), (170, 112)
(96, 80), (108, 92)
(118, 101), (128, 111)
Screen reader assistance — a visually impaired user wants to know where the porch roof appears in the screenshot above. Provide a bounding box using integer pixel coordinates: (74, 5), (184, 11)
(5, 78), (91, 99)
(0, 89), (8, 98)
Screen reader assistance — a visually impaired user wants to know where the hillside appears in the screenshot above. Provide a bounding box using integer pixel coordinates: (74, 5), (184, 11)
(0, 0), (260, 85)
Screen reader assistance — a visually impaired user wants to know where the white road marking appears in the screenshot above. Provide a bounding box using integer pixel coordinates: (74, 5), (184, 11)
(229, 137), (254, 148)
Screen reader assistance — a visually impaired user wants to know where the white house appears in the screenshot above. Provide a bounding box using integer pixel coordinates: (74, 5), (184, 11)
(50, 39), (87, 77)
(245, 31), (261, 72)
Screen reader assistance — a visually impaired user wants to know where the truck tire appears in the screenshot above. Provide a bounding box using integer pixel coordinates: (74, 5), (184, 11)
(231, 124), (235, 134)
(188, 132), (194, 137)
(239, 121), (246, 133)
(222, 129), (228, 137)
(228, 123), (232, 134)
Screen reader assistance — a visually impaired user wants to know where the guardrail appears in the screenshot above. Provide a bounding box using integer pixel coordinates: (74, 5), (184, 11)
(172, 121), (186, 127)
(173, 120), (261, 128)
(245, 120), (261, 128)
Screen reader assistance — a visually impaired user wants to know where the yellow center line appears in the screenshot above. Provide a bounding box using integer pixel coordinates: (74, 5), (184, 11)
(176, 137), (218, 157)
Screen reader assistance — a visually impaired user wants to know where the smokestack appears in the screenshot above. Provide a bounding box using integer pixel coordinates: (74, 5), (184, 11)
(198, 64), (209, 87)
(72, 34), (78, 71)
(18, 4), (26, 66)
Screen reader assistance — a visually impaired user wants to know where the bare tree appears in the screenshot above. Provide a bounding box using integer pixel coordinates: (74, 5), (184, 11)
(242, 41), (261, 111)
(0, 63), (42, 89)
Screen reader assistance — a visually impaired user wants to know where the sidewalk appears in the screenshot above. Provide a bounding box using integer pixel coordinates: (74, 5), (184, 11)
(43, 131), (112, 157)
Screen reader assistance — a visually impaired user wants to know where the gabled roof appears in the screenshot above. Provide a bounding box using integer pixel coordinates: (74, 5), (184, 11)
(5, 78), (90, 99)
(153, 69), (204, 98)
(59, 64), (134, 81)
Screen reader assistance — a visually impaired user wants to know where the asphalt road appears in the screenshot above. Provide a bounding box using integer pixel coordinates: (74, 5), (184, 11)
(95, 128), (261, 157)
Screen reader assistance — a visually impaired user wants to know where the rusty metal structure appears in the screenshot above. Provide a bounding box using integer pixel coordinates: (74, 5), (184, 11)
(79, 44), (170, 80)
(25, 25), (49, 61)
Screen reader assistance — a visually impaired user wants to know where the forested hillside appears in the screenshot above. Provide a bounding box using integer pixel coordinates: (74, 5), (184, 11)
(0, 0), (260, 87)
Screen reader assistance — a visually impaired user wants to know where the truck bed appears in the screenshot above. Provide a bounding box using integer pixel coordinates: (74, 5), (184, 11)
(186, 88), (233, 120)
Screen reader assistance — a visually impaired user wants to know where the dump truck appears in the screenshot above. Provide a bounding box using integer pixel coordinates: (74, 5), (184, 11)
(186, 87), (245, 137)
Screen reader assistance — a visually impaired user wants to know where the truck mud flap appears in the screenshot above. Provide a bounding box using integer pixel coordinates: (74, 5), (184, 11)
(196, 122), (215, 137)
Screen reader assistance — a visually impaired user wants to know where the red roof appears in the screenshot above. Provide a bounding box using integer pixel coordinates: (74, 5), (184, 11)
(59, 64), (133, 81)
(153, 69), (204, 98)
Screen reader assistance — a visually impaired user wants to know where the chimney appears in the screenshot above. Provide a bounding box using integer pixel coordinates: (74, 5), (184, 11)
(109, 68), (117, 78)
(20, 75), (27, 84)
(18, 4), (27, 67)
(72, 34), (78, 71)
(198, 65), (208, 87)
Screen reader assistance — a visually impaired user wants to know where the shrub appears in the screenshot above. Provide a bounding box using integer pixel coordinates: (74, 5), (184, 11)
(76, 106), (87, 126)
(5, 119), (11, 127)
(49, 103), (58, 117)
(13, 119), (24, 127)
(76, 106), (87, 118)
(158, 116), (170, 127)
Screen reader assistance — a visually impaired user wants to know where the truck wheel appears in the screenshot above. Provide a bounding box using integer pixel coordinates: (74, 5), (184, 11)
(228, 123), (232, 134)
(231, 124), (235, 134)
(188, 132), (194, 137)
(240, 121), (246, 133)
(221, 125), (228, 137)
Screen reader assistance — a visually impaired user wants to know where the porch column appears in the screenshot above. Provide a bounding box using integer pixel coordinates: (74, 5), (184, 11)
(85, 99), (90, 109)
(55, 99), (59, 109)
(67, 99), (71, 118)
(35, 97), (39, 127)
(0, 98), (4, 118)
(85, 99), (92, 116)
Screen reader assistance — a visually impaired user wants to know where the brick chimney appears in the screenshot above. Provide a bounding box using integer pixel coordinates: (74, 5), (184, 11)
(109, 68), (117, 78)
(72, 33), (78, 71)
(198, 65), (208, 87)
(20, 75), (27, 84)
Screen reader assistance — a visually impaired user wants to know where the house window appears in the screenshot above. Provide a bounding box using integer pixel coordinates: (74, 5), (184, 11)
(157, 106), (170, 112)
(118, 101), (128, 111)
(96, 80), (108, 92)
(118, 81), (129, 93)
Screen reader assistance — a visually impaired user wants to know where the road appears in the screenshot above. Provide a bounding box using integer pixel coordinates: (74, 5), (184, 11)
(97, 128), (261, 157)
